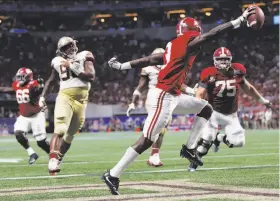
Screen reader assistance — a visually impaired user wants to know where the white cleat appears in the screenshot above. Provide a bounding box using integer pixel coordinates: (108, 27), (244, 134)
(146, 154), (163, 167)
(48, 158), (61, 175)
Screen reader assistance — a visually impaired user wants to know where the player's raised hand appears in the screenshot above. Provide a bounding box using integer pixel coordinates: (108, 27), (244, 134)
(264, 101), (273, 109)
(241, 6), (256, 25)
(108, 57), (122, 70)
(126, 103), (135, 117)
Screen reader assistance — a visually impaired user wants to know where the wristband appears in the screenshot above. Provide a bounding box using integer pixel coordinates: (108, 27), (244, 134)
(259, 97), (269, 104)
(121, 62), (132, 70)
(69, 62), (83, 75)
(133, 89), (141, 96)
(230, 17), (242, 29)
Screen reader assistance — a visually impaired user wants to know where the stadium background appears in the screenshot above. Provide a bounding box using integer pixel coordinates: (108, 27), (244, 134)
(0, 0), (278, 134)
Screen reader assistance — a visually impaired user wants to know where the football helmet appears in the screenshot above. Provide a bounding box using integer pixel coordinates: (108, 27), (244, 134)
(152, 48), (165, 69)
(176, 17), (202, 36)
(213, 47), (232, 70)
(56, 36), (78, 59)
(16, 68), (33, 86)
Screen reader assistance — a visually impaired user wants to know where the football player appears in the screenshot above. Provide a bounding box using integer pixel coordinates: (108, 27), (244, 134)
(0, 68), (49, 164)
(127, 48), (196, 167)
(103, 7), (257, 195)
(188, 47), (272, 171)
(40, 36), (95, 175)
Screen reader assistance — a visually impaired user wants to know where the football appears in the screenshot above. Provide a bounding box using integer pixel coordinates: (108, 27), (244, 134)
(247, 5), (265, 30)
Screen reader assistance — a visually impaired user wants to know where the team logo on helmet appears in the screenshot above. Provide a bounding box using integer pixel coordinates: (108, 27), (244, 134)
(16, 68), (33, 86)
(213, 47), (232, 70)
(56, 36), (78, 59)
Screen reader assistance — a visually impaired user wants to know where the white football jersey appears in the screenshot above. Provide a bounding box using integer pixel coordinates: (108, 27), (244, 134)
(141, 66), (161, 89)
(51, 51), (94, 90)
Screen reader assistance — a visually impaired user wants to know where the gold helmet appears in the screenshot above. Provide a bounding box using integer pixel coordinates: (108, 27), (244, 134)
(152, 48), (165, 69)
(56, 36), (78, 59)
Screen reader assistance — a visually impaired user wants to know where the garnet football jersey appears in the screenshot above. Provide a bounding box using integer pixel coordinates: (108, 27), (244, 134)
(156, 31), (200, 95)
(199, 63), (246, 114)
(12, 80), (42, 117)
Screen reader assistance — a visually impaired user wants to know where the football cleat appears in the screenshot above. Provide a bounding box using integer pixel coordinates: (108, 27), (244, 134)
(101, 170), (120, 195)
(147, 154), (163, 167)
(188, 163), (198, 172)
(180, 144), (203, 166)
(29, 153), (39, 165)
(48, 158), (61, 175)
(212, 132), (221, 152)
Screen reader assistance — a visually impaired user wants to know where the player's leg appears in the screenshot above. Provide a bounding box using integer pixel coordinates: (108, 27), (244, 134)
(102, 89), (173, 195)
(188, 112), (220, 172)
(223, 113), (245, 148)
(147, 128), (166, 167)
(48, 94), (73, 174)
(177, 95), (213, 166)
(60, 101), (87, 159)
(14, 116), (38, 164)
(31, 112), (50, 154)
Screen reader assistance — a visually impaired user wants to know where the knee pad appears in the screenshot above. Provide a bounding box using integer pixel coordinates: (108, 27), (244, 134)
(197, 104), (213, 120)
(196, 138), (213, 157)
(63, 134), (74, 144)
(55, 123), (67, 135)
(224, 130), (245, 148)
(15, 131), (27, 142)
(37, 138), (50, 154)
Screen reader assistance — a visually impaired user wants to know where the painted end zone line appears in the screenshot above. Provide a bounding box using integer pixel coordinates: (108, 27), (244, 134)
(0, 164), (278, 181)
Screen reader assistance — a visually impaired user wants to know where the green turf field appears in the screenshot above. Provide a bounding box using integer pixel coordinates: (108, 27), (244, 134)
(0, 130), (278, 201)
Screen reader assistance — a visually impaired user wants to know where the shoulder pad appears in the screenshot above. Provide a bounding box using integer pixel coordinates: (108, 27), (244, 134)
(77, 51), (95, 62)
(51, 56), (63, 68)
(232, 63), (246, 75)
(200, 67), (217, 82)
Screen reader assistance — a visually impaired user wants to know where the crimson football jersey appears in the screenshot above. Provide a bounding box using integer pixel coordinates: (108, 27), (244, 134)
(156, 31), (200, 95)
(199, 63), (246, 114)
(12, 80), (42, 117)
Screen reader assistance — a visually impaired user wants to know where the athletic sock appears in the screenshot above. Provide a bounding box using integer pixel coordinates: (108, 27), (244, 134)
(110, 147), (139, 178)
(26, 147), (35, 156)
(186, 116), (208, 149)
(151, 148), (159, 156)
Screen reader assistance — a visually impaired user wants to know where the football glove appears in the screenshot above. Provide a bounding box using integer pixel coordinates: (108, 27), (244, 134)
(126, 103), (135, 117)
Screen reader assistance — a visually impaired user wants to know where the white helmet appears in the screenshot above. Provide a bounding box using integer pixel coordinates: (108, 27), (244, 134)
(152, 48), (165, 69)
(56, 36), (78, 59)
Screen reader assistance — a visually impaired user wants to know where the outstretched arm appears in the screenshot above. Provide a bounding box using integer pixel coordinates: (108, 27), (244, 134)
(41, 69), (57, 99)
(241, 78), (271, 107)
(188, 6), (256, 50)
(108, 53), (164, 70)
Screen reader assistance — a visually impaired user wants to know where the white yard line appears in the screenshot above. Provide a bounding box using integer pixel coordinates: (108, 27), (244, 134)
(0, 158), (23, 163)
(0, 164), (278, 181)
(0, 152), (277, 167)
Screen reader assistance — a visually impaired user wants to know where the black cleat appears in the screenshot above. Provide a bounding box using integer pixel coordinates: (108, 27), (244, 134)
(180, 144), (203, 166)
(188, 162), (198, 172)
(29, 153), (39, 165)
(101, 170), (120, 195)
(212, 132), (220, 152)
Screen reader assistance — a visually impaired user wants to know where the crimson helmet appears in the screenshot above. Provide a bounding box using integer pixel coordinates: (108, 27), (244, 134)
(213, 47), (232, 70)
(176, 17), (202, 36)
(16, 68), (33, 86)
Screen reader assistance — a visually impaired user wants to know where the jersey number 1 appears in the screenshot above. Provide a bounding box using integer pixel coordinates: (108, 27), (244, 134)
(215, 80), (236, 97)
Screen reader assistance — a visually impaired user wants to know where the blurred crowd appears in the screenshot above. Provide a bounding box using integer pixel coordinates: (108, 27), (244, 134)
(0, 23), (278, 127)
(0, 1), (278, 32)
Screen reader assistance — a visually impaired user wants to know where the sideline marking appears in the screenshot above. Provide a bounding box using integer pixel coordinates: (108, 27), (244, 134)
(0, 158), (23, 163)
